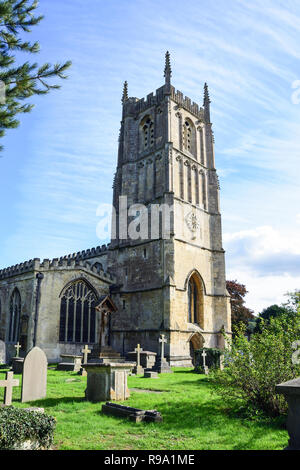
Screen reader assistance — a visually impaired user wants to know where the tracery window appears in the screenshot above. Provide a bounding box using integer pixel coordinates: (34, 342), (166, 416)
(8, 288), (21, 342)
(59, 280), (98, 343)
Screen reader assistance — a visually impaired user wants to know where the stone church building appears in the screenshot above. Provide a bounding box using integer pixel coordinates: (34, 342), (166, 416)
(0, 53), (231, 366)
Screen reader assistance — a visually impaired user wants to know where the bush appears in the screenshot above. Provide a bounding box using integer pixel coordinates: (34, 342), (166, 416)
(210, 312), (300, 417)
(194, 348), (222, 373)
(0, 406), (56, 450)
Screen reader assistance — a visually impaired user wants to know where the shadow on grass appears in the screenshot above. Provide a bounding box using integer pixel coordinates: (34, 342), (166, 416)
(18, 396), (86, 408)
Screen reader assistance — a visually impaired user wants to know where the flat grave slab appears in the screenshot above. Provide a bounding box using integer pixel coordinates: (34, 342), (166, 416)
(102, 402), (163, 423)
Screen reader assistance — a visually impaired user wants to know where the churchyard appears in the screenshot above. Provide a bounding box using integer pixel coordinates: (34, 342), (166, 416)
(0, 365), (288, 450)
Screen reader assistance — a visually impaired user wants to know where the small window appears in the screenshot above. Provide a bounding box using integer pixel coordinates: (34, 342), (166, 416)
(123, 300), (126, 310)
(143, 248), (147, 258)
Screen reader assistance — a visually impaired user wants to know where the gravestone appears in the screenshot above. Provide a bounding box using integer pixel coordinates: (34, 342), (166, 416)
(14, 342), (21, 357)
(126, 350), (157, 369)
(276, 377), (300, 450)
(132, 344), (144, 375)
(0, 340), (5, 364)
(84, 362), (135, 402)
(78, 345), (91, 376)
(201, 349), (209, 375)
(153, 334), (173, 373)
(143, 370), (159, 379)
(102, 402), (163, 423)
(21, 346), (47, 403)
(57, 354), (82, 372)
(0, 371), (19, 405)
(11, 341), (24, 374)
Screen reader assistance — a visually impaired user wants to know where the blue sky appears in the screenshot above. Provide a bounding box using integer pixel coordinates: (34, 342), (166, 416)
(1, 0), (300, 313)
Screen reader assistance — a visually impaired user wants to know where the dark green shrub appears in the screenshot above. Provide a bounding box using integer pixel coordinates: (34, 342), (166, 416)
(0, 406), (56, 450)
(194, 348), (222, 373)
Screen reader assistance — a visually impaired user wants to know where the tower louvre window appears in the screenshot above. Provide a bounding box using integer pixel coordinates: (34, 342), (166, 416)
(141, 115), (154, 150)
(183, 118), (197, 158)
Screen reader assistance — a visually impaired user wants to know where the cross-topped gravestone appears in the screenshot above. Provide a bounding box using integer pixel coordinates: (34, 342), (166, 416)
(159, 334), (167, 361)
(202, 349), (209, 375)
(135, 344), (142, 367)
(153, 334), (173, 374)
(133, 344), (144, 375)
(0, 371), (19, 405)
(14, 342), (21, 358)
(81, 345), (91, 364)
(79, 345), (91, 376)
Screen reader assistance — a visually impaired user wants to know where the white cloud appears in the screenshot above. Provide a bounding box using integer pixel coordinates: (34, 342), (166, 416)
(224, 225), (300, 313)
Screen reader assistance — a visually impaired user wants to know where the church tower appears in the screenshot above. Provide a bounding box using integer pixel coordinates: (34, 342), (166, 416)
(108, 52), (231, 365)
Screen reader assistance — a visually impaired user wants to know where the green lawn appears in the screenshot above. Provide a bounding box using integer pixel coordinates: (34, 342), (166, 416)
(0, 366), (288, 450)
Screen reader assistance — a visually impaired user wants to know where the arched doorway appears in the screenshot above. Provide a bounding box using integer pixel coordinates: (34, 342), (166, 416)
(187, 271), (205, 329)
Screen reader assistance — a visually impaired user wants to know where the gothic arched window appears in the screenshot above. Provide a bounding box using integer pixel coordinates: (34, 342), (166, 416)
(9, 288), (21, 342)
(59, 280), (98, 343)
(141, 115), (154, 150)
(187, 273), (204, 328)
(183, 118), (196, 158)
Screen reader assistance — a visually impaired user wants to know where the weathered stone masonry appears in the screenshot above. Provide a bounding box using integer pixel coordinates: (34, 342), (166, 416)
(0, 53), (231, 365)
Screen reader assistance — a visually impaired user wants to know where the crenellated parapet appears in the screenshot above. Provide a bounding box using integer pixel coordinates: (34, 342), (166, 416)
(123, 84), (205, 122)
(0, 244), (115, 283)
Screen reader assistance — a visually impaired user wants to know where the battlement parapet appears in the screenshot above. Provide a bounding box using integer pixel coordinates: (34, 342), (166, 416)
(123, 84), (205, 121)
(0, 245), (115, 283)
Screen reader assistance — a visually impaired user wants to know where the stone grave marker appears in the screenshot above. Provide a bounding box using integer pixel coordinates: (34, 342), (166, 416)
(21, 346), (47, 403)
(276, 377), (300, 450)
(78, 345), (91, 376)
(133, 344), (144, 375)
(0, 339), (5, 364)
(0, 371), (19, 405)
(102, 402), (163, 423)
(14, 341), (21, 358)
(153, 334), (173, 373)
(57, 354), (82, 372)
(202, 349), (209, 375)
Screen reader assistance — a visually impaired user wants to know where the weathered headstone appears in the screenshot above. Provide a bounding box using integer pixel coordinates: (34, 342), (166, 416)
(57, 354), (82, 372)
(21, 346), (47, 403)
(78, 345), (91, 376)
(0, 371), (19, 405)
(143, 370), (159, 379)
(153, 334), (173, 373)
(84, 362), (135, 402)
(0, 339), (5, 364)
(133, 344), (144, 375)
(202, 349), (209, 375)
(14, 342), (21, 358)
(102, 402), (163, 423)
(276, 377), (300, 450)
(126, 350), (157, 369)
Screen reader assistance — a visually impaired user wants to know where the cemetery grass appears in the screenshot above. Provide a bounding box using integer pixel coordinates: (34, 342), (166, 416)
(0, 367), (288, 450)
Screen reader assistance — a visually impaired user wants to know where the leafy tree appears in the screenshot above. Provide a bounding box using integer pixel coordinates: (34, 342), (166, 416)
(283, 290), (300, 313)
(226, 280), (255, 330)
(0, 0), (71, 151)
(210, 311), (300, 417)
(255, 292), (300, 333)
